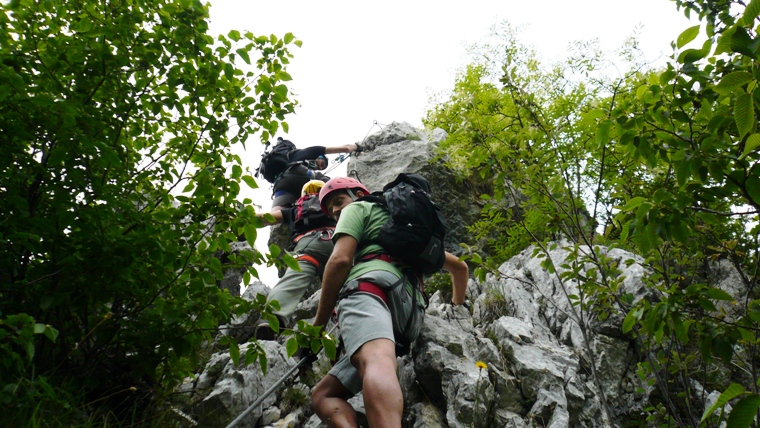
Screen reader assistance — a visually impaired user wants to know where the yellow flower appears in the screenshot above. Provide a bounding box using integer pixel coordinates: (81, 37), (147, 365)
(475, 361), (488, 370)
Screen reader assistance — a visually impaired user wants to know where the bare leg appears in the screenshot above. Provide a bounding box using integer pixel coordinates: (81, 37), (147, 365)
(313, 374), (357, 428)
(351, 338), (402, 428)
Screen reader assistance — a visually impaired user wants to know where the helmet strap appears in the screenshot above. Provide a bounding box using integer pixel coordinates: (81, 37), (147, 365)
(346, 188), (358, 201)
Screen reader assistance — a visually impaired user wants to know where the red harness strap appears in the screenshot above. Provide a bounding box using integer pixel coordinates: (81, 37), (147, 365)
(296, 253), (320, 268)
(358, 253), (399, 264)
(356, 281), (388, 304)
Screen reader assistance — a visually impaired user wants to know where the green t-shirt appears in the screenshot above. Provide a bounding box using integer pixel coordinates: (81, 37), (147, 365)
(333, 201), (402, 282)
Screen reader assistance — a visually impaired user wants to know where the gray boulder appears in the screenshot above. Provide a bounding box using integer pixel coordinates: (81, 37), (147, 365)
(348, 121), (491, 253)
(190, 341), (296, 427)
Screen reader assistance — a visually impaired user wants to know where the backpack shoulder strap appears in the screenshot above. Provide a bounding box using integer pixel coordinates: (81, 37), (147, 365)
(356, 192), (386, 207)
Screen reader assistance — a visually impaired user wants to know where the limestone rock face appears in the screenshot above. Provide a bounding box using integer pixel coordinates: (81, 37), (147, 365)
(189, 341), (297, 428)
(188, 244), (746, 428)
(347, 121), (486, 253)
(183, 122), (747, 427)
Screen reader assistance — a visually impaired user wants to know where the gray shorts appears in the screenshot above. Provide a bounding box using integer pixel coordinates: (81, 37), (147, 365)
(327, 291), (395, 395)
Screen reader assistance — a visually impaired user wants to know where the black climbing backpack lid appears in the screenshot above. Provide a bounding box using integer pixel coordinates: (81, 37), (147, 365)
(361, 173), (448, 276)
(257, 138), (297, 183)
(291, 193), (336, 235)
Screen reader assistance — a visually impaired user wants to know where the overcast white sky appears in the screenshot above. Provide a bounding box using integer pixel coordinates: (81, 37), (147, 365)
(206, 0), (692, 287)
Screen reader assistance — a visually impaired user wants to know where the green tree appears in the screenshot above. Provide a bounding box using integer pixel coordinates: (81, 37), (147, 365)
(0, 0), (299, 425)
(427, 8), (760, 426)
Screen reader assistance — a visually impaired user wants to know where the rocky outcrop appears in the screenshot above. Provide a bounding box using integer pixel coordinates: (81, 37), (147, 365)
(267, 121), (509, 257)
(188, 242), (625, 427)
(192, 122), (745, 427)
(348, 121), (503, 253)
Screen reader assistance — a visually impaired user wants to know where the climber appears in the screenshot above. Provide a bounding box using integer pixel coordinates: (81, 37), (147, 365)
(254, 180), (338, 340)
(271, 142), (363, 212)
(309, 177), (468, 427)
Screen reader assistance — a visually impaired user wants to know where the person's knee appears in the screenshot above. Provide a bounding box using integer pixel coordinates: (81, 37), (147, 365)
(311, 381), (328, 408)
(312, 375), (347, 406)
(352, 339), (397, 375)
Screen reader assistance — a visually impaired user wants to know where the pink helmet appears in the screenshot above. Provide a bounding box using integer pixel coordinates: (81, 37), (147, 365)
(318, 177), (370, 215)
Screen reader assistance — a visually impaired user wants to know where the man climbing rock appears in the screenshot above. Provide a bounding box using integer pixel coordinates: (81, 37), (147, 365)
(270, 142), (363, 211)
(254, 180), (338, 340)
(309, 177), (469, 427)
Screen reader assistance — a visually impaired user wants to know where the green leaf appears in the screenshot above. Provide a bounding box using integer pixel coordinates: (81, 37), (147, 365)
(734, 91), (754, 138)
(321, 337), (337, 361)
(622, 197), (648, 211)
(152, 210), (172, 222)
(622, 311), (636, 333)
(285, 337), (298, 357)
(596, 119), (611, 146)
(284, 32), (295, 44)
(44, 326), (59, 342)
(71, 18), (94, 33)
(259, 353), (268, 374)
(677, 39), (712, 63)
(228, 30), (241, 41)
(725, 394), (760, 428)
(231, 164), (243, 179)
(209, 257), (223, 278)
(242, 175), (258, 189)
(741, 133), (760, 159)
(730, 26), (756, 57)
(229, 340), (240, 366)
(669, 220), (689, 243)
(701, 383), (745, 422)
(706, 287), (734, 301)
(283, 253), (301, 271)
(267, 314), (280, 333)
(741, 0), (760, 25)
(676, 25), (700, 48)
(244, 224), (257, 244)
(715, 71), (754, 95)
(713, 336), (734, 363)
(310, 339), (321, 354)
(235, 48), (250, 65)
(672, 316), (689, 343)
(269, 244), (281, 258)
(745, 176), (760, 205)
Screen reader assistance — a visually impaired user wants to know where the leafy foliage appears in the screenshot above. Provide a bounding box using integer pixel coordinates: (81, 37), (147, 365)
(427, 9), (760, 427)
(0, 0), (300, 425)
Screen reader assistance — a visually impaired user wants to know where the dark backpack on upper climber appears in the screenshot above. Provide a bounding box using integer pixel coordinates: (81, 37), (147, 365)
(256, 137), (297, 183)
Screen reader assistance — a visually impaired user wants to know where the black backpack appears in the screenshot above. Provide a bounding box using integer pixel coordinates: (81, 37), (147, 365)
(256, 137), (297, 183)
(290, 193), (336, 236)
(362, 173), (448, 276)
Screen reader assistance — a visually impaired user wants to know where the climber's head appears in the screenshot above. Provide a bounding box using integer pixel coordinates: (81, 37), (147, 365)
(318, 177), (369, 220)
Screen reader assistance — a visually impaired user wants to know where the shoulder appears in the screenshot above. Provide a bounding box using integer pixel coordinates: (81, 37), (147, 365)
(342, 201), (389, 229)
(340, 201), (371, 220)
(345, 200), (385, 215)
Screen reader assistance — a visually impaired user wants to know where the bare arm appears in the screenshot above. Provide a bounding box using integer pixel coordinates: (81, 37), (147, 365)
(444, 251), (468, 305)
(257, 209), (285, 226)
(324, 143), (358, 154)
(313, 235), (357, 327)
